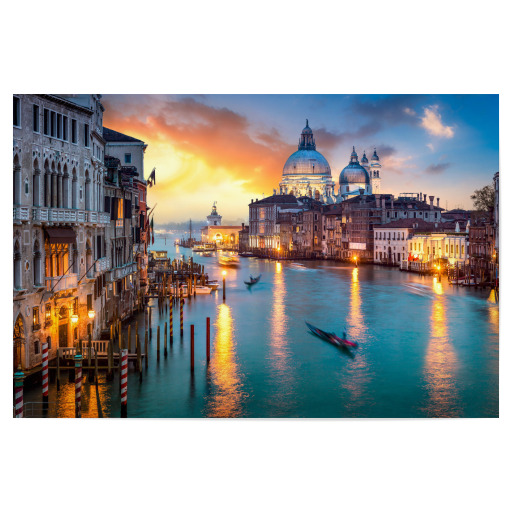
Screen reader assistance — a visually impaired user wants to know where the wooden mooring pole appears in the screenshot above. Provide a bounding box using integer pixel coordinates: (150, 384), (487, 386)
(206, 317), (210, 364)
(190, 324), (194, 373)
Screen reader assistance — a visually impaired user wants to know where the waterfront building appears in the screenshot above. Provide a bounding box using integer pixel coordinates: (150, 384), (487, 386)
(408, 224), (468, 265)
(238, 223), (250, 253)
(200, 202), (242, 248)
(373, 219), (438, 265)
(468, 214), (495, 281)
(249, 194), (305, 250)
(493, 172), (499, 269)
(207, 202), (222, 226)
(321, 204), (343, 258)
(13, 95), (149, 371)
(13, 94), (110, 370)
(279, 121), (336, 202)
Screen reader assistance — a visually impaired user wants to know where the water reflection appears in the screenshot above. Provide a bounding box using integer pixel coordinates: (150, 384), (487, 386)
(266, 261), (295, 415)
(423, 293), (460, 417)
(342, 267), (371, 413)
(205, 303), (245, 417)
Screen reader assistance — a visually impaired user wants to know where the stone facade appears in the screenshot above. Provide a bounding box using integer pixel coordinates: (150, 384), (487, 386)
(13, 94), (148, 371)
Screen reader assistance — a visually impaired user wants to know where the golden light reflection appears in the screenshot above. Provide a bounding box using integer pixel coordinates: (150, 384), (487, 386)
(207, 303), (244, 417)
(342, 265), (370, 409)
(276, 262), (282, 273)
(424, 295), (459, 417)
(267, 261), (295, 414)
(432, 277), (443, 295)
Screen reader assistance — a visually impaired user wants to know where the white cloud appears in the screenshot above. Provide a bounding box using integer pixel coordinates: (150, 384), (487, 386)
(404, 107), (416, 116)
(426, 143), (434, 151)
(420, 105), (454, 138)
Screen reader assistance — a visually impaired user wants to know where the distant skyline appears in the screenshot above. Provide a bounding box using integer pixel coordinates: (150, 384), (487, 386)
(102, 94), (499, 224)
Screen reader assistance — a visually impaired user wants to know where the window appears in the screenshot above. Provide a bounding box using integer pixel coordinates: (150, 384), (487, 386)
(33, 104), (40, 132)
(57, 113), (62, 139)
(46, 336), (52, 350)
(84, 124), (90, 147)
(13, 96), (21, 127)
(63, 116), (68, 141)
(32, 307), (40, 331)
(124, 153), (132, 164)
(45, 303), (52, 327)
(34, 340), (40, 355)
(71, 119), (77, 143)
(51, 111), (56, 137)
(43, 109), (49, 135)
(87, 294), (92, 311)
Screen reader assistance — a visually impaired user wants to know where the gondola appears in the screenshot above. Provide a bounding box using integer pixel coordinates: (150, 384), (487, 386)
(244, 274), (261, 286)
(305, 321), (357, 349)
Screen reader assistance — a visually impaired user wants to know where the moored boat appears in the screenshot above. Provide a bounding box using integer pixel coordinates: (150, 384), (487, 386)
(219, 256), (240, 267)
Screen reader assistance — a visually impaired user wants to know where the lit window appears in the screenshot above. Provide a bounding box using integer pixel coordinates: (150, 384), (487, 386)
(124, 153), (132, 164)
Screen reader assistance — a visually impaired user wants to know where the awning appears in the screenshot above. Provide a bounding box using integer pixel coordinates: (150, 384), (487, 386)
(44, 227), (76, 244)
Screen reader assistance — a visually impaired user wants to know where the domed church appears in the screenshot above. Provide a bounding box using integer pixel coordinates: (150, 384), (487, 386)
(336, 146), (381, 201)
(279, 120), (336, 203)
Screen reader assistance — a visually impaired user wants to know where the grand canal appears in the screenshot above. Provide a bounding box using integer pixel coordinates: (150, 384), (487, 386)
(25, 238), (499, 418)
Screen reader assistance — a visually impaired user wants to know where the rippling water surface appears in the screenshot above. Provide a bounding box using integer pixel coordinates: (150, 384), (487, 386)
(25, 238), (499, 418)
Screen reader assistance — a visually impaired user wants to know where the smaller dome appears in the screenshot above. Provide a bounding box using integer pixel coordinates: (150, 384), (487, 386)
(361, 151), (368, 164)
(339, 161), (370, 185)
(371, 149), (379, 161)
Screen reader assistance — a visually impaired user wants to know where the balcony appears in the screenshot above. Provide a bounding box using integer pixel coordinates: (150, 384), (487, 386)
(112, 262), (138, 280)
(30, 207), (110, 225)
(45, 273), (78, 293)
(13, 206), (30, 223)
(95, 257), (110, 273)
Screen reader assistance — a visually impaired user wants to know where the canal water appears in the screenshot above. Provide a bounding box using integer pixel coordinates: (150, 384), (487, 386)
(25, 237), (499, 418)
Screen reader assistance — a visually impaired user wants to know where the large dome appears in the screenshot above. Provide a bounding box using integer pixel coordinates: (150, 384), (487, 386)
(283, 149), (332, 176)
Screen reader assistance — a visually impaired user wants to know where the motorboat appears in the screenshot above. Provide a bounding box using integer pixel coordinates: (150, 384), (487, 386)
(219, 256), (240, 267)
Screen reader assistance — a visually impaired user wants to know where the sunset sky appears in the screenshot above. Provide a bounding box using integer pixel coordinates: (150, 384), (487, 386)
(102, 94), (499, 225)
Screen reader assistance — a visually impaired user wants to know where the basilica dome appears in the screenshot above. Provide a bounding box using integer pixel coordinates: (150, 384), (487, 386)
(339, 147), (370, 185)
(283, 149), (331, 176)
(282, 120), (332, 176)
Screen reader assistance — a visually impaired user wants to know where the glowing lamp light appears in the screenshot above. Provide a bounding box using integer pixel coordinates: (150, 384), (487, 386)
(71, 314), (79, 324)
(222, 270), (227, 276)
(88, 310), (95, 320)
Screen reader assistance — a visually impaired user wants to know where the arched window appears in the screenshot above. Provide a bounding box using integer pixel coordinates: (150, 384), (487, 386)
(72, 168), (77, 209)
(13, 314), (25, 371)
(51, 161), (57, 208)
(33, 158), (40, 207)
(33, 240), (42, 286)
(86, 240), (92, 277)
(63, 164), (69, 208)
(85, 170), (91, 210)
(44, 160), (51, 207)
(14, 240), (22, 289)
(57, 163), (63, 208)
(13, 154), (21, 205)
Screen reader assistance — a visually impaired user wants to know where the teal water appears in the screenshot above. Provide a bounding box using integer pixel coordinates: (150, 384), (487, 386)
(25, 237), (499, 418)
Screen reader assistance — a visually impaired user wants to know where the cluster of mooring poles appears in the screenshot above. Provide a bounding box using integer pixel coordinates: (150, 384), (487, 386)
(15, 271), (217, 418)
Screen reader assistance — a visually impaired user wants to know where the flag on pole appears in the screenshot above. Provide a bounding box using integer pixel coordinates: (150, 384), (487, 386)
(148, 168), (156, 187)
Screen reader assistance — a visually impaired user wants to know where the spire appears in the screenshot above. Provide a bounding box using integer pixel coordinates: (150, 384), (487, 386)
(298, 120), (315, 150)
(350, 146), (358, 163)
(372, 147), (379, 161)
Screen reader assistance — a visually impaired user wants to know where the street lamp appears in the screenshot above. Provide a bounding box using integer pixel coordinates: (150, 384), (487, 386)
(222, 270), (227, 301)
(88, 310), (95, 320)
(71, 314), (79, 324)
(353, 255), (358, 267)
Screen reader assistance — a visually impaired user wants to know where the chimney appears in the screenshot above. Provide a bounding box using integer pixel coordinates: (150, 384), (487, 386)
(390, 196), (394, 210)
(437, 197), (440, 208)
(251, 199), (253, 203)
(423, 193), (427, 203)
(242, 222), (245, 229)
(375, 194), (381, 208)
(429, 195), (434, 209)
(419, 193), (422, 201)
